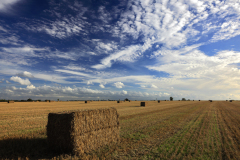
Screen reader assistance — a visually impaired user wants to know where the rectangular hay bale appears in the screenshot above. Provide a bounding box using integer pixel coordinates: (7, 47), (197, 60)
(140, 102), (148, 107)
(117, 101), (122, 103)
(47, 107), (120, 155)
(8, 100), (14, 103)
(85, 101), (90, 103)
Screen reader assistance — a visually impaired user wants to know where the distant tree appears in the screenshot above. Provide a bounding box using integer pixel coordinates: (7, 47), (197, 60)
(27, 98), (32, 102)
(124, 98), (129, 101)
(37, 99), (41, 102)
(182, 98), (186, 101)
(187, 99), (190, 101)
(170, 97), (173, 101)
(57, 99), (59, 101)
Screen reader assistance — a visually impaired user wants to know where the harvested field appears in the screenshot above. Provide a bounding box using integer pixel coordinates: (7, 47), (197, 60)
(1, 101), (240, 159)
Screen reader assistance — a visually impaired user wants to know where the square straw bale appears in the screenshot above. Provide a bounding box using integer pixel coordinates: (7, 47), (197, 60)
(47, 107), (120, 155)
(85, 101), (90, 103)
(140, 102), (148, 107)
(8, 100), (14, 103)
(117, 101), (122, 103)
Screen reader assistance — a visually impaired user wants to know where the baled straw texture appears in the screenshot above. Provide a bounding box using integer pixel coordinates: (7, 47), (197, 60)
(8, 101), (14, 103)
(117, 101), (123, 103)
(85, 101), (90, 103)
(47, 107), (120, 155)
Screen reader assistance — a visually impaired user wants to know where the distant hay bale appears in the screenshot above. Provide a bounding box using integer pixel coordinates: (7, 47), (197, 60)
(209, 100), (213, 102)
(230, 100), (232, 102)
(129, 100), (131, 102)
(117, 101), (122, 103)
(140, 102), (148, 107)
(85, 101), (90, 103)
(50, 100), (55, 102)
(8, 100), (14, 103)
(47, 107), (120, 155)
(45, 100), (50, 102)
(36, 101), (39, 102)
(158, 100), (160, 103)
(226, 100), (228, 101)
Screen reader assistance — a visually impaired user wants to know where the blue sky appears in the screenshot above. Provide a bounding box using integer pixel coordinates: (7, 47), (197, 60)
(0, 0), (240, 100)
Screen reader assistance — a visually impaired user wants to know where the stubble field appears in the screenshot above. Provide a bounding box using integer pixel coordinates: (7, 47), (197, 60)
(1, 100), (240, 159)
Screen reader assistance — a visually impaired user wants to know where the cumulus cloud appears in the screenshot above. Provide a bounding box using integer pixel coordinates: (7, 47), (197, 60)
(10, 76), (31, 85)
(122, 90), (127, 94)
(113, 82), (124, 88)
(99, 84), (105, 88)
(16, 71), (34, 78)
(26, 85), (35, 89)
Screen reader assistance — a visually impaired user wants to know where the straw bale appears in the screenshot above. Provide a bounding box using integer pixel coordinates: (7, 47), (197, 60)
(45, 100), (50, 102)
(226, 100), (228, 101)
(85, 101), (90, 103)
(140, 102), (148, 107)
(8, 100), (14, 103)
(230, 100), (232, 102)
(209, 100), (213, 102)
(50, 100), (55, 102)
(47, 107), (120, 155)
(117, 101), (123, 103)
(158, 100), (160, 103)
(129, 100), (131, 102)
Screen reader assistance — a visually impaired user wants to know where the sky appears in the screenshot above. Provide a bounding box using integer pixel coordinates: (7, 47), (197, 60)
(0, 0), (240, 101)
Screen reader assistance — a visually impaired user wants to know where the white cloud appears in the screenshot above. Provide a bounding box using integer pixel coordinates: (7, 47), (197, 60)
(151, 84), (158, 89)
(27, 85), (35, 89)
(6, 80), (11, 84)
(164, 93), (170, 96)
(16, 71), (34, 78)
(122, 90), (127, 94)
(55, 69), (91, 78)
(99, 84), (105, 88)
(0, 0), (20, 12)
(10, 76), (31, 85)
(87, 81), (93, 85)
(113, 82), (124, 88)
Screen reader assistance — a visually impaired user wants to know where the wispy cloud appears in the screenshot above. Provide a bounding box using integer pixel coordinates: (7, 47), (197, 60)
(0, 0), (21, 12)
